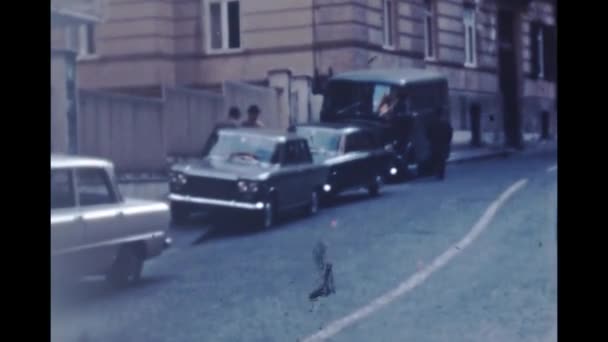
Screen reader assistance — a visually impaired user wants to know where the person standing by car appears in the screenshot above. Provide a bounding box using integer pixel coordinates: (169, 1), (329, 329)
(216, 106), (241, 129)
(377, 94), (398, 119)
(242, 105), (264, 128)
(202, 107), (241, 156)
(429, 112), (453, 180)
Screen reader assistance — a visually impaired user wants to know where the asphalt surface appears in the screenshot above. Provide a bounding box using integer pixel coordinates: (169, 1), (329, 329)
(51, 145), (557, 342)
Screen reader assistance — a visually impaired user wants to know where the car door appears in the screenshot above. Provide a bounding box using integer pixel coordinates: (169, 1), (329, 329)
(279, 141), (308, 208)
(296, 139), (318, 202)
(51, 168), (85, 277)
(357, 131), (379, 183)
(74, 167), (124, 275)
(343, 132), (371, 187)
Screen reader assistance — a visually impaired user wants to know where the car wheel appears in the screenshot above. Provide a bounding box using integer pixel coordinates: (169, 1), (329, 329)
(106, 245), (144, 287)
(170, 202), (190, 225)
(367, 175), (383, 196)
(259, 198), (276, 229)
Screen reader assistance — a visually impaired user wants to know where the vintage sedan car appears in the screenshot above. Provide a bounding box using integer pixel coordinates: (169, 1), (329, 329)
(294, 123), (395, 201)
(168, 129), (329, 228)
(51, 155), (171, 286)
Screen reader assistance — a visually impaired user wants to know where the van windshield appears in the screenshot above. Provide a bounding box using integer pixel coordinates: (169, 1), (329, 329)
(321, 81), (403, 120)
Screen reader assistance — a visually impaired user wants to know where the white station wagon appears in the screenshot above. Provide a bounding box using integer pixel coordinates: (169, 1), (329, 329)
(51, 154), (171, 286)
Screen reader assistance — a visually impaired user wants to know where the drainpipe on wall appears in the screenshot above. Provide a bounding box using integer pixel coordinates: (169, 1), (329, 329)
(312, 0), (318, 77)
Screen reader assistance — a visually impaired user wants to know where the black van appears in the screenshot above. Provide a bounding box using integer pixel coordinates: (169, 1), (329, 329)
(319, 68), (449, 179)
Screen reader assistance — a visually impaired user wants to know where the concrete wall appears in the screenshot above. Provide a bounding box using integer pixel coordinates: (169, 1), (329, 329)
(78, 90), (166, 173)
(163, 86), (224, 157)
(51, 52), (71, 154)
(76, 81), (282, 172)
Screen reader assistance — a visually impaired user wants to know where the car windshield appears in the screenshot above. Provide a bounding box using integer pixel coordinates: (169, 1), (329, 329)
(208, 132), (278, 164)
(296, 127), (341, 153)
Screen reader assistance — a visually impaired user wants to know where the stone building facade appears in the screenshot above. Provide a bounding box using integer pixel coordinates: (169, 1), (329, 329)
(51, 0), (557, 148)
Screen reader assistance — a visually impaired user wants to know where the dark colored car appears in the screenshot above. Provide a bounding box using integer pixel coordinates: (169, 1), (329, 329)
(319, 68), (450, 178)
(294, 123), (395, 202)
(168, 129), (329, 228)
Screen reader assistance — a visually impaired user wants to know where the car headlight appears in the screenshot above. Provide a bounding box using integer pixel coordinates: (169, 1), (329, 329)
(169, 171), (187, 186)
(238, 180), (259, 193)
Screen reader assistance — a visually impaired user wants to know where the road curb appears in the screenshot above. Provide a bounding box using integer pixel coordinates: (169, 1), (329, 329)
(447, 149), (511, 164)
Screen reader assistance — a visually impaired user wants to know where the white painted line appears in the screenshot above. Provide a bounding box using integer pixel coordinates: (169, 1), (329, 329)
(546, 165), (557, 173)
(301, 178), (529, 342)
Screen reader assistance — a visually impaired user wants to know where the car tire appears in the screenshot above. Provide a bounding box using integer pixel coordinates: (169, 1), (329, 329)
(367, 175), (383, 197)
(258, 197), (276, 229)
(170, 202), (190, 225)
(106, 245), (144, 287)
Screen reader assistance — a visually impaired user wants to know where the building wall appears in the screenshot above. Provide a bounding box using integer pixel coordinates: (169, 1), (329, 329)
(78, 89), (166, 172)
(520, 0), (557, 138)
(77, 0), (317, 89)
(75, 84), (281, 172)
(71, 0), (556, 144)
(51, 52), (71, 153)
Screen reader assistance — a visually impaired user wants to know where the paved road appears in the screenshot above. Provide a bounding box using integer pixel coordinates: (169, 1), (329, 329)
(51, 146), (557, 342)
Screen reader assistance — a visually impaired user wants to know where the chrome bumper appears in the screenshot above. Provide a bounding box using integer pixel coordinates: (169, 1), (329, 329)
(168, 193), (264, 210)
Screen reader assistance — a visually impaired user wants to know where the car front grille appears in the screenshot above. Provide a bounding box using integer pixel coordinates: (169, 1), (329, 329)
(181, 176), (237, 200)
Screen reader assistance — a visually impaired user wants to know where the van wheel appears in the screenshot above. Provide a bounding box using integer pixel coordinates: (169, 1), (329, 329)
(106, 245), (144, 287)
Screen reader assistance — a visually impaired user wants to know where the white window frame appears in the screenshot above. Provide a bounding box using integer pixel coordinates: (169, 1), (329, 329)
(64, 24), (97, 60)
(463, 7), (477, 67)
(78, 24), (97, 59)
(382, 0), (395, 49)
(203, 0), (242, 54)
(423, 0), (436, 60)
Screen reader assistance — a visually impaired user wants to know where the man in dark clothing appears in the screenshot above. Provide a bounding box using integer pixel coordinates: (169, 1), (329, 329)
(216, 106), (241, 129)
(242, 105), (264, 128)
(202, 107), (241, 156)
(429, 113), (454, 180)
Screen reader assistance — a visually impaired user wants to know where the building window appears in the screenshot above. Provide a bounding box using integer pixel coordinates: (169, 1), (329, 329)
(382, 0), (395, 48)
(424, 0), (436, 59)
(205, 0), (241, 53)
(463, 7), (477, 67)
(65, 23), (96, 58)
(79, 24), (96, 57)
(530, 22), (556, 81)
